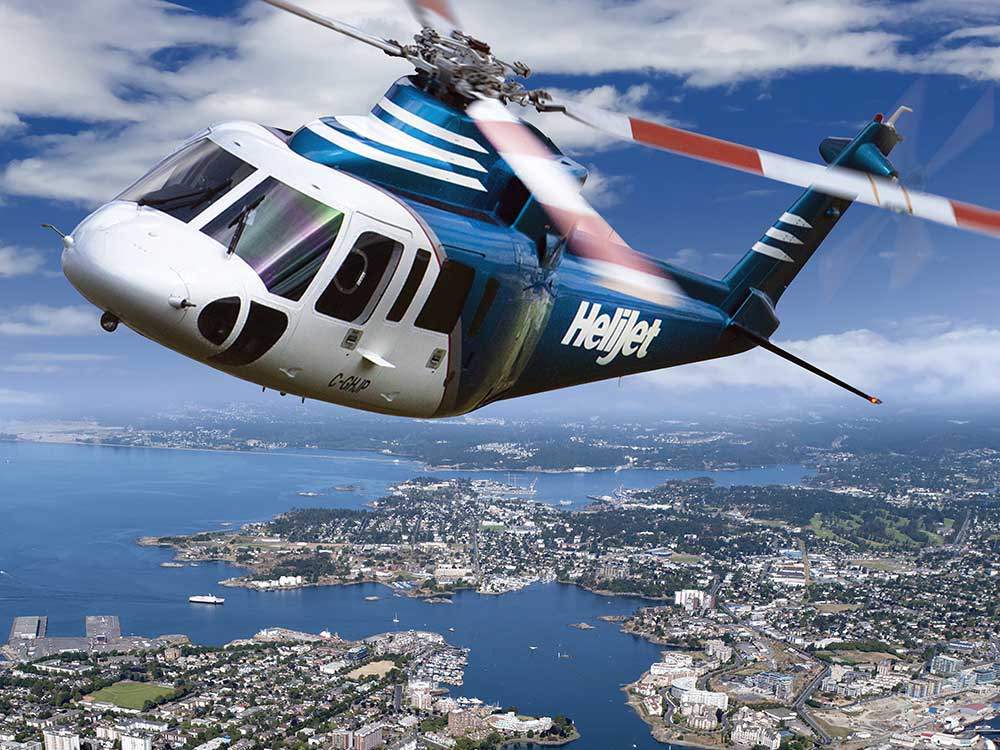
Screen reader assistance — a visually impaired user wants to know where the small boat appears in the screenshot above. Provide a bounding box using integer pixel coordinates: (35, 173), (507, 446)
(448, 627), (456, 632)
(558, 500), (572, 506)
(392, 613), (400, 623)
(364, 595), (380, 601)
(528, 646), (538, 651)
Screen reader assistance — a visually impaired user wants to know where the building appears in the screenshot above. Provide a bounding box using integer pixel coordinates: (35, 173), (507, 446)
(670, 677), (729, 710)
(353, 724), (383, 750)
(120, 734), (152, 750)
(730, 707), (781, 750)
(705, 639), (734, 663)
(906, 678), (944, 699)
(931, 654), (963, 676)
(42, 732), (80, 750)
(747, 672), (795, 701)
(680, 702), (719, 731)
(674, 589), (713, 612)
(448, 707), (490, 738)
(329, 729), (353, 750)
(487, 713), (554, 735)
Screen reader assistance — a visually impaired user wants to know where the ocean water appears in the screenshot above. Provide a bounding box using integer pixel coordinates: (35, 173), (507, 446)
(0, 441), (808, 749)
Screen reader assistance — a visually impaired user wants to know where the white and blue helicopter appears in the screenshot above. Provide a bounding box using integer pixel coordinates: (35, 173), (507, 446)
(57, 0), (1000, 419)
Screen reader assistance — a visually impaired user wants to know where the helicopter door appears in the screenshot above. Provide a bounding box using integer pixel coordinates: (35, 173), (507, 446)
(290, 214), (446, 417)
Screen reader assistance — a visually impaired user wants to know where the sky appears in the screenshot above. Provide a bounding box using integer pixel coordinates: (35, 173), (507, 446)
(2, 0), (1000, 422)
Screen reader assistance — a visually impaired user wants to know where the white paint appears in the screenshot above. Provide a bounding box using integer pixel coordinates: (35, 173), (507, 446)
(752, 241), (794, 262)
(780, 212), (812, 229)
(377, 97), (488, 153)
(308, 121), (487, 192)
(765, 227), (803, 245)
(335, 115), (487, 173)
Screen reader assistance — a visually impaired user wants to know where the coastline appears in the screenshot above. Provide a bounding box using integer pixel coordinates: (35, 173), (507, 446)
(0, 435), (778, 476)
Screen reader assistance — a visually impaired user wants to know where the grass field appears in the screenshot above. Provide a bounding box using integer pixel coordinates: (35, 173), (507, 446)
(347, 660), (396, 680)
(86, 681), (176, 710)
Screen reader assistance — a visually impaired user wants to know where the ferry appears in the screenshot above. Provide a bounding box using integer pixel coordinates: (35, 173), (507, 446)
(189, 595), (225, 605)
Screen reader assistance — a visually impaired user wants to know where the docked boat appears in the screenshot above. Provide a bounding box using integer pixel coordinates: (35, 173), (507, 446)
(189, 595), (225, 605)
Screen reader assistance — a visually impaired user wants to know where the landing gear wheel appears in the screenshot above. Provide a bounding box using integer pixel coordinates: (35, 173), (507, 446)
(101, 311), (120, 333)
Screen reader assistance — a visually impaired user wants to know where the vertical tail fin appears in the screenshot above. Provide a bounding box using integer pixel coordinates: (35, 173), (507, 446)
(722, 117), (903, 314)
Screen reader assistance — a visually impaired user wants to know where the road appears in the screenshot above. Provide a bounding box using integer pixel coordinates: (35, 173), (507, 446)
(794, 665), (832, 745)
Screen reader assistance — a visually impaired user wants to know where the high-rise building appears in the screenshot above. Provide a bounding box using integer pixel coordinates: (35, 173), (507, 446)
(930, 654), (962, 676)
(329, 729), (353, 750)
(120, 734), (152, 750)
(42, 731), (80, 750)
(353, 724), (383, 750)
(673, 589), (713, 611)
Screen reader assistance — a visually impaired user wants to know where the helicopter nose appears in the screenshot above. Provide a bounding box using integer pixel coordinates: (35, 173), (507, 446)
(62, 207), (193, 343)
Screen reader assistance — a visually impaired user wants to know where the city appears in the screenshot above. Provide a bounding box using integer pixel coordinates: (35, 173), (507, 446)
(3, 413), (1000, 749)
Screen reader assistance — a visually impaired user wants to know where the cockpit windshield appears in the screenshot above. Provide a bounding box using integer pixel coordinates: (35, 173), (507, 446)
(118, 139), (256, 223)
(202, 177), (346, 302)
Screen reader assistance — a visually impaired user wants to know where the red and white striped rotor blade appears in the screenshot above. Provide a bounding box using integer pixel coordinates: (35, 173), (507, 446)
(469, 99), (683, 307)
(407, 0), (461, 34)
(560, 104), (1000, 240)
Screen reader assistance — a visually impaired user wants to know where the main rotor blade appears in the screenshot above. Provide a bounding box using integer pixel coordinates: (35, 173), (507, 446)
(469, 99), (683, 307)
(260, 0), (404, 55)
(407, 0), (461, 34)
(554, 103), (1000, 242)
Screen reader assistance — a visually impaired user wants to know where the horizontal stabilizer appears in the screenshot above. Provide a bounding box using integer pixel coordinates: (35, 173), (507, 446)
(731, 323), (881, 405)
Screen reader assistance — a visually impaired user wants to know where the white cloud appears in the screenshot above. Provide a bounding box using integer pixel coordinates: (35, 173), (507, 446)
(0, 388), (45, 406)
(0, 306), (97, 336)
(639, 326), (1000, 403)
(0, 352), (117, 374)
(0, 245), (45, 277)
(580, 167), (629, 210)
(1, 0), (1000, 205)
(15, 352), (116, 363)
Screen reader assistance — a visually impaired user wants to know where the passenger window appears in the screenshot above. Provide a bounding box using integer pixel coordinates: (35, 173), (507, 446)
(315, 232), (403, 324)
(415, 261), (475, 334)
(387, 250), (431, 323)
(210, 302), (288, 367)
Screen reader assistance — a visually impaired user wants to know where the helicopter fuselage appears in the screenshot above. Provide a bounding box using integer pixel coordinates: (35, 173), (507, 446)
(61, 78), (804, 419)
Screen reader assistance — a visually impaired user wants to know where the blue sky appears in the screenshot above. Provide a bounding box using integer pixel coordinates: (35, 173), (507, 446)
(2, 0), (1000, 421)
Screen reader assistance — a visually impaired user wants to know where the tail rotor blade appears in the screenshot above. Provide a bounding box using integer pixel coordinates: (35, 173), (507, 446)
(407, 0), (461, 34)
(820, 211), (886, 301)
(259, 0), (404, 55)
(553, 102), (1000, 243)
(469, 99), (683, 307)
(890, 219), (935, 290)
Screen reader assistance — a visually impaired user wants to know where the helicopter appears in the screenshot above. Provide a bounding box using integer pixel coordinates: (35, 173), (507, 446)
(55, 0), (1000, 419)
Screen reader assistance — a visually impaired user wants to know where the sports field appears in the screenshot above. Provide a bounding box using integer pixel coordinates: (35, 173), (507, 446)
(86, 681), (176, 710)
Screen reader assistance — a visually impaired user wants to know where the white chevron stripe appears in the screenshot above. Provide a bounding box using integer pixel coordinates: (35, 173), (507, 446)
(308, 122), (487, 192)
(335, 115), (487, 173)
(377, 97), (489, 154)
(766, 227), (803, 245)
(752, 241), (794, 262)
(780, 212), (812, 229)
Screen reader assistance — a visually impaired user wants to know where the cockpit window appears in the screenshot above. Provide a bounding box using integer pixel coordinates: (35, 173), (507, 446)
(118, 139), (256, 223)
(202, 178), (346, 302)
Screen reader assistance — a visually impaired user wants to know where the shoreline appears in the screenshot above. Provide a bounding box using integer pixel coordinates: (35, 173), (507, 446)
(0, 436), (790, 477)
